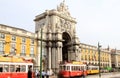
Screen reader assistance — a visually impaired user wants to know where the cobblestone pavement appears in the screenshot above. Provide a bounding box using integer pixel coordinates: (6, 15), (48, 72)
(49, 75), (57, 78)
(49, 72), (120, 78)
(85, 72), (120, 78)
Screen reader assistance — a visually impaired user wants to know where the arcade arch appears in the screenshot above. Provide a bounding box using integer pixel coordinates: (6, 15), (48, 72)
(62, 32), (71, 62)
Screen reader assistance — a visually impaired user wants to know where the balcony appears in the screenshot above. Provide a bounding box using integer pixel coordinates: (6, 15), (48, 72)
(30, 54), (35, 57)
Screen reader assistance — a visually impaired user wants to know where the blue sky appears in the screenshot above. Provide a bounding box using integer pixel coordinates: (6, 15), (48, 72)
(0, 0), (120, 49)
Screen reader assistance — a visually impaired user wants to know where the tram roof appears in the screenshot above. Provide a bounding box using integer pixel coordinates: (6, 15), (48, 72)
(59, 61), (86, 66)
(0, 56), (32, 63)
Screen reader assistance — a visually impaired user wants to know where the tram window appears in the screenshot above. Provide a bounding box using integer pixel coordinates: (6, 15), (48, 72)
(20, 65), (26, 72)
(75, 66), (77, 71)
(76, 66), (79, 71)
(90, 67), (92, 70)
(66, 66), (68, 70)
(90, 67), (92, 69)
(79, 66), (81, 71)
(76, 66), (78, 70)
(4, 65), (9, 72)
(61, 66), (63, 70)
(84, 66), (86, 70)
(74, 66), (76, 71)
(0, 64), (3, 72)
(76, 66), (78, 71)
(10, 65), (15, 72)
(74, 66), (75, 71)
(66, 66), (70, 71)
(16, 65), (20, 72)
(0, 67), (3, 72)
(59, 66), (62, 70)
(28, 65), (32, 68)
(71, 66), (73, 71)
(73, 66), (75, 71)
(63, 66), (66, 70)
(0, 67), (2, 72)
(79, 66), (81, 70)
(28, 65), (32, 70)
(71, 66), (74, 71)
(97, 67), (99, 69)
(86, 66), (88, 70)
(81, 66), (84, 70)
(72, 66), (75, 71)
(60, 66), (63, 70)
(62, 66), (64, 70)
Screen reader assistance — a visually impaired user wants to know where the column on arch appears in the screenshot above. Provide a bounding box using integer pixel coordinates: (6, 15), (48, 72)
(51, 42), (56, 71)
(57, 42), (63, 63)
(47, 42), (52, 69)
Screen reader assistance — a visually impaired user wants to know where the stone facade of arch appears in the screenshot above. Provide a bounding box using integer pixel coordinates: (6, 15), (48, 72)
(34, 1), (80, 73)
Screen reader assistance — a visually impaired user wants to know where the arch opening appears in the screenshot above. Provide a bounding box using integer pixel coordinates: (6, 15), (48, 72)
(62, 32), (71, 62)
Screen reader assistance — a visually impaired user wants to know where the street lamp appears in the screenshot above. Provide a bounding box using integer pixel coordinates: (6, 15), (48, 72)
(40, 28), (43, 78)
(98, 42), (101, 78)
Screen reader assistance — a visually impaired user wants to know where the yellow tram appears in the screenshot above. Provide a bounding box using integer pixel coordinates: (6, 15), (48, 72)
(87, 65), (99, 74)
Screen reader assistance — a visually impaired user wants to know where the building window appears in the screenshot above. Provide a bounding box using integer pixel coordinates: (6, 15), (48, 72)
(30, 46), (34, 57)
(0, 42), (4, 54)
(0, 33), (5, 39)
(22, 38), (26, 43)
(10, 43), (16, 55)
(12, 35), (16, 41)
(21, 45), (26, 56)
(31, 39), (34, 44)
(81, 56), (83, 60)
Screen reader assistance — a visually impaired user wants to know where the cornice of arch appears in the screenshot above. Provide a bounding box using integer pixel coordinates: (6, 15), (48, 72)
(34, 10), (77, 24)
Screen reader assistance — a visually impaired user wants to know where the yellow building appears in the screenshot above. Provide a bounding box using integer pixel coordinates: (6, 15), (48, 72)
(80, 43), (98, 65)
(80, 43), (111, 68)
(100, 49), (111, 68)
(0, 24), (37, 65)
(111, 49), (120, 69)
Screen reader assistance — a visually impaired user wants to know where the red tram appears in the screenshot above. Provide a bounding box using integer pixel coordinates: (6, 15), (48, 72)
(59, 62), (87, 78)
(0, 56), (34, 78)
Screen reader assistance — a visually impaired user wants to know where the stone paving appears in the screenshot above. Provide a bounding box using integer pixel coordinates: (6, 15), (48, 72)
(49, 72), (120, 78)
(84, 72), (120, 78)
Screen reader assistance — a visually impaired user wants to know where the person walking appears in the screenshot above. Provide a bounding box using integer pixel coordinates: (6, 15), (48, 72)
(82, 69), (85, 78)
(35, 69), (40, 78)
(42, 70), (46, 78)
(46, 68), (50, 78)
(28, 66), (32, 78)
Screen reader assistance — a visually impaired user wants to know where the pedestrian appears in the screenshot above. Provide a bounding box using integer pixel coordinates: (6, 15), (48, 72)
(82, 69), (85, 78)
(37, 71), (40, 78)
(28, 66), (32, 78)
(46, 68), (50, 78)
(35, 69), (39, 78)
(42, 70), (46, 78)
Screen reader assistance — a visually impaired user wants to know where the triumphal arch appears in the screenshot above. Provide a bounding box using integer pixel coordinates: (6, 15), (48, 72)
(34, 1), (81, 72)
